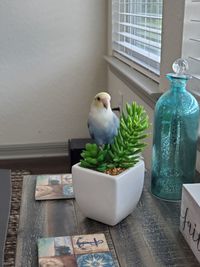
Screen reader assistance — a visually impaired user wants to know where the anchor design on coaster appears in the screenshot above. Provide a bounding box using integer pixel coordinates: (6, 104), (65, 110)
(76, 237), (104, 249)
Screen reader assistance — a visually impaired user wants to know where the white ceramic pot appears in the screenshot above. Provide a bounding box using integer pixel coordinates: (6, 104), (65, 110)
(72, 160), (145, 226)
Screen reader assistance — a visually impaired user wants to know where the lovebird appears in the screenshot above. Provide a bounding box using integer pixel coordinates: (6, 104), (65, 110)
(88, 92), (119, 145)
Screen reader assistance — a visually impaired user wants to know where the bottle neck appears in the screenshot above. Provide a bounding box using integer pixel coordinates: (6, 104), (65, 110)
(169, 80), (187, 92)
(166, 74), (189, 93)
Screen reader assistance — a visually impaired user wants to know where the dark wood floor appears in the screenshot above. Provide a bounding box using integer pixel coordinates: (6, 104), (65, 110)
(0, 156), (70, 174)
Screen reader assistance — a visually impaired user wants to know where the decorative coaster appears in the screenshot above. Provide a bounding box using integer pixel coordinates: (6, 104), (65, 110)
(35, 174), (74, 200)
(38, 233), (115, 266)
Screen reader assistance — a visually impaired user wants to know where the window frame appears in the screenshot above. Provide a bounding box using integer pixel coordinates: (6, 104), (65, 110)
(108, 0), (187, 92)
(182, 0), (200, 95)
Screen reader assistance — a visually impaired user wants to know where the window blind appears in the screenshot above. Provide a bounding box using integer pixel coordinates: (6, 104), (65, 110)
(112, 0), (163, 75)
(183, 0), (200, 92)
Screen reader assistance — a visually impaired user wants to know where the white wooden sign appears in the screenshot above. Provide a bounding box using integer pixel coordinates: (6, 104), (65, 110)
(180, 184), (200, 263)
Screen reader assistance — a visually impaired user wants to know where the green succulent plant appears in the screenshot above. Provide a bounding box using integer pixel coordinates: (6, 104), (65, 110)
(80, 143), (109, 172)
(80, 102), (149, 173)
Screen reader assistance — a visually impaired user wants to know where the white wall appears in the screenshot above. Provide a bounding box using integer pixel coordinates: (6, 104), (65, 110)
(0, 0), (107, 145)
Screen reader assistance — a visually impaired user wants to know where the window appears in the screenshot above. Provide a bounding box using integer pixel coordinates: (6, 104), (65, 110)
(110, 0), (200, 94)
(112, 0), (163, 76)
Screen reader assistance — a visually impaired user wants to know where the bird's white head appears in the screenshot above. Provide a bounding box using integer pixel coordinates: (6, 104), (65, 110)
(92, 92), (111, 110)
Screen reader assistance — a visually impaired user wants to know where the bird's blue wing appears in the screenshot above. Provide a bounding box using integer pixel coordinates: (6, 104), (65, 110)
(112, 113), (120, 135)
(105, 113), (119, 144)
(87, 120), (94, 140)
(88, 114), (108, 145)
(88, 112), (119, 145)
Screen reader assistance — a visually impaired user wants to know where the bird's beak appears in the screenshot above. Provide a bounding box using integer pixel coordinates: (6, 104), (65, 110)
(102, 98), (109, 109)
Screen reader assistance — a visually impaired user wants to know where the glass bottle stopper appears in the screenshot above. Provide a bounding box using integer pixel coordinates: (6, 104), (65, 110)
(172, 58), (189, 76)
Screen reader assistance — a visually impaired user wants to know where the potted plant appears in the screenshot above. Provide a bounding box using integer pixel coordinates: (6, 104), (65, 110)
(72, 102), (149, 226)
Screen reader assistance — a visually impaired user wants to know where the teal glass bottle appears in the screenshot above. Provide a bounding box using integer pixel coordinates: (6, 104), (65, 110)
(151, 59), (199, 201)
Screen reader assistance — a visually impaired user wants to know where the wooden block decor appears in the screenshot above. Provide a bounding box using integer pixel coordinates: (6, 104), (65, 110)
(180, 184), (200, 263)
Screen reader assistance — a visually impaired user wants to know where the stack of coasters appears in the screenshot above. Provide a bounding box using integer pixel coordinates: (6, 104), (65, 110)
(38, 233), (115, 266)
(35, 174), (74, 200)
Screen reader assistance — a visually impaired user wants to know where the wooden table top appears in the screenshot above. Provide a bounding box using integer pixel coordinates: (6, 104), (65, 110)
(15, 172), (200, 267)
(0, 169), (11, 267)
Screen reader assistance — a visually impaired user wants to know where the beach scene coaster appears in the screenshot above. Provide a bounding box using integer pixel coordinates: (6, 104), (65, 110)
(35, 174), (74, 200)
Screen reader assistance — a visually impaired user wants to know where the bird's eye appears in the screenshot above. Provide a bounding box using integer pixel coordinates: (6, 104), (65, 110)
(97, 97), (100, 101)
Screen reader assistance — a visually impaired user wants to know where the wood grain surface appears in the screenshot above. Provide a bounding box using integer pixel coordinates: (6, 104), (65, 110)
(15, 173), (200, 267)
(0, 169), (11, 267)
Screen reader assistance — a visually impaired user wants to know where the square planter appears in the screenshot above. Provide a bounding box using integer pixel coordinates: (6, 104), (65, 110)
(72, 160), (145, 226)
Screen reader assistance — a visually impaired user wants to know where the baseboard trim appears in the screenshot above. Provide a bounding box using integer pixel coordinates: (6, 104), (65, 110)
(0, 142), (68, 159)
